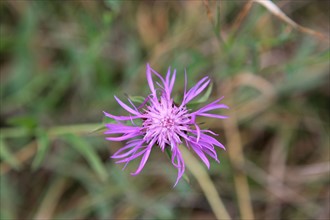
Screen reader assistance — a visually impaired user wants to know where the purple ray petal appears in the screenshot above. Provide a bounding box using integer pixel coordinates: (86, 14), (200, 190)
(114, 96), (140, 116)
(131, 146), (152, 175)
(146, 63), (156, 96)
(173, 148), (185, 187)
(193, 97), (228, 114)
(199, 133), (226, 150)
(103, 111), (142, 121)
(165, 67), (176, 97)
(196, 113), (229, 119)
(111, 140), (145, 159)
(127, 98), (139, 112)
(194, 104), (229, 115)
(106, 132), (139, 141)
(111, 146), (144, 159)
(183, 77), (210, 105)
(104, 124), (140, 134)
(191, 143), (210, 169)
(116, 148), (148, 164)
(184, 69), (188, 97)
(169, 69), (176, 93)
(194, 123), (201, 143)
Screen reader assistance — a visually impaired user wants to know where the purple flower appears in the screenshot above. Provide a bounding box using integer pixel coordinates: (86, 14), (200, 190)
(104, 64), (228, 186)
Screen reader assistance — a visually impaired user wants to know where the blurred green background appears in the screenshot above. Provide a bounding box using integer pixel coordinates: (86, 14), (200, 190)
(0, 1), (329, 219)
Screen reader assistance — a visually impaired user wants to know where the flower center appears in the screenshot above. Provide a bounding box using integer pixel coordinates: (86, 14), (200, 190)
(160, 116), (174, 129)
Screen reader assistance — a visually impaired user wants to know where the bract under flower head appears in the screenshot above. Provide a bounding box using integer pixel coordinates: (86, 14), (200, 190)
(104, 64), (228, 186)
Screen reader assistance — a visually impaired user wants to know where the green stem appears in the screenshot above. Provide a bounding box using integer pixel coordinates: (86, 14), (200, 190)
(0, 123), (103, 139)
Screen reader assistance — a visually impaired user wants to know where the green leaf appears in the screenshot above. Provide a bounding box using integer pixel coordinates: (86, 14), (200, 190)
(165, 147), (172, 159)
(32, 128), (50, 170)
(128, 95), (145, 104)
(63, 134), (108, 182)
(102, 12), (114, 25)
(188, 83), (213, 105)
(103, 116), (115, 124)
(182, 171), (191, 184)
(7, 115), (37, 129)
(104, 0), (122, 14)
(0, 138), (21, 170)
(91, 125), (107, 134)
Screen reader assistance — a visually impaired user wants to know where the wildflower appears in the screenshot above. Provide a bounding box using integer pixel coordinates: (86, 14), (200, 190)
(104, 64), (228, 186)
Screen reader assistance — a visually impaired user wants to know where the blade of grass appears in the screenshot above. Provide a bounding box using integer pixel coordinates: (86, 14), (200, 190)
(253, 0), (327, 41)
(0, 124), (103, 174)
(63, 134), (108, 182)
(221, 81), (255, 220)
(181, 145), (231, 220)
(34, 177), (67, 220)
(202, 0), (227, 48)
(0, 141), (37, 175)
(0, 138), (21, 170)
(266, 123), (296, 219)
(230, 1), (254, 38)
(243, 159), (323, 219)
(0, 175), (19, 219)
(0, 123), (103, 139)
(32, 128), (51, 170)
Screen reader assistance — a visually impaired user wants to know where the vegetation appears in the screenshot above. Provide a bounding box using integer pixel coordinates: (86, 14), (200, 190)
(1, 1), (329, 219)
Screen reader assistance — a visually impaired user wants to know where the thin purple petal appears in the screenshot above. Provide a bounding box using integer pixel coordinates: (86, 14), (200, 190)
(182, 76), (210, 105)
(111, 139), (145, 159)
(196, 113), (228, 119)
(146, 63), (156, 96)
(131, 146), (152, 175)
(106, 132), (139, 141)
(116, 148), (148, 164)
(191, 144), (210, 169)
(114, 96), (140, 116)
(103, 111), (142, 121)
(172, 148), (185, 187)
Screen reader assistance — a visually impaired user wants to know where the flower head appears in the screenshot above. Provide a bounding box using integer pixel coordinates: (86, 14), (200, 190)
(104, 64), (228, 186)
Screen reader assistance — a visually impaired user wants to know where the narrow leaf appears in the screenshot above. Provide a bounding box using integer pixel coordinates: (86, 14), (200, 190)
(0, 138), (21, 170)
(32, 129), (50, 170)
(7, 115), (37, 129)
(165, 147), (172, 159)
(189, 83), (213, 105)
(128, 95), (145, 104)
(63, 134), (108, 181)
(91, 125), (107, 134)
